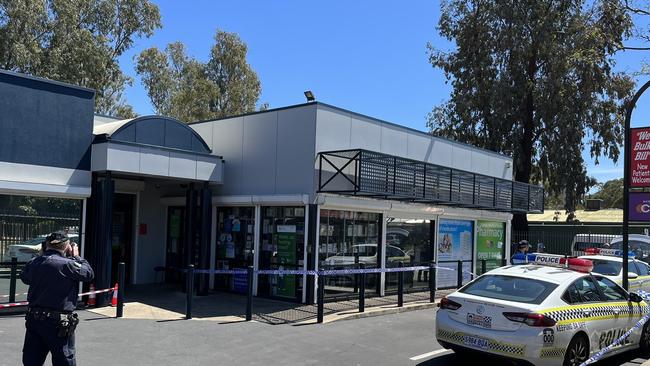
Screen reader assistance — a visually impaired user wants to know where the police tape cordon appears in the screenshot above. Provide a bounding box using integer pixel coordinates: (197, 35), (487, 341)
(0, 285), (117, 308)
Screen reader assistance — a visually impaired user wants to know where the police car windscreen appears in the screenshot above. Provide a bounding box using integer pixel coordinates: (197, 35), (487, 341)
(590, 259), (621, 276)
(459, 275), (558, 304)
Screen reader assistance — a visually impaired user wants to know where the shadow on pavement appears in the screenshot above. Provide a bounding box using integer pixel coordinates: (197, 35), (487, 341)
(115, 283), (449, 325)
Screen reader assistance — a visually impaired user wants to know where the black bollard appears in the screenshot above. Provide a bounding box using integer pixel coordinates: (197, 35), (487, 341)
(317, 274), (325, 323)
(246, 266), (254, 321)
(359, 263), (366, 313)
(9, 257), (17, 303)
(429, 261), (436, 303)
(353, 254), (359, 293)
(397, 262), (404, 307)
(502, 258), (507, 267)
(186, 265), (194, 320)
(456, 260), (463, 289)
(481, 259), (487, 275)
(116, 262), (125, 318)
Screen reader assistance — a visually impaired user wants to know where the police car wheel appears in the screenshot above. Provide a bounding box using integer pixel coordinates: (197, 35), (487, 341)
(563, 335), (589, 366)
(641, 322), (650, 351)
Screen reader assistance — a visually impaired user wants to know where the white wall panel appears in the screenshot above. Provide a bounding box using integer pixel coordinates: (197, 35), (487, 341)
(139, 147), (170, 177)
(406, 132), (434, 162)
(380, 125), (408, 157)
(470, 151), (492, 176)
(191, 122), (214, 150)
(428, 140), (453, 167)
(241, 112), (278, 194)
(275, 106), (317, 194)
(451, 145), (473, 172)
(350, 116), (381, 151)
(106, 143), (140, 173)
(315, 107), (351, 152)
(209, 117), (244, 194)
(169, 151), (196, 179)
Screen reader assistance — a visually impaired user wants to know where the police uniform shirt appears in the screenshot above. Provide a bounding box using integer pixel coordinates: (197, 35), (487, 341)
(20, 250), (94, 312)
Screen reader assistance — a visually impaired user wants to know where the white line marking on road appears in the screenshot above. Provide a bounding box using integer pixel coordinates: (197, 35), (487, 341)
(409, 349), (452, 361)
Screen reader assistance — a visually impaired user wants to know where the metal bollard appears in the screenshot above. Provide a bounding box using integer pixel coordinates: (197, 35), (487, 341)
(317, 274), (325, 323)
(397, 262), (404, 307)
(429, 261), (436, 303)
(116, 262), (125, 318)
(456, 260), (463, 289)
(359, 263), (366, 313)
(481, 259), (487, 275)
(9, 257), (17, 303)
(246, 266), (254, 321)
(502, 258), (507, 267)
(186, 264), (194, 320)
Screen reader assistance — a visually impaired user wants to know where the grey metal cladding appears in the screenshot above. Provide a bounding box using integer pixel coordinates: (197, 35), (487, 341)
(0, 70), (95, 171)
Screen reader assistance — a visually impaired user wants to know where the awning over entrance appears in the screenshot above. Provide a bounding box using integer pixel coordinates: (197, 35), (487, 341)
(91, 116), (223, 183)
(317, 149), (544, 213)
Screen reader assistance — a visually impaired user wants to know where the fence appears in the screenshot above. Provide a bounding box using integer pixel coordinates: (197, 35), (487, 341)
(0, 214), (79, 260)
(512, 229), (627, 257)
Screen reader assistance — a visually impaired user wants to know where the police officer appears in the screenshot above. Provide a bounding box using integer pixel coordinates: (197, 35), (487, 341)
(20, 232), (94, 366)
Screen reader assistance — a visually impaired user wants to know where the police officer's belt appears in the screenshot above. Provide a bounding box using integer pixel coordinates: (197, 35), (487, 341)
(27, 307), (73, 320)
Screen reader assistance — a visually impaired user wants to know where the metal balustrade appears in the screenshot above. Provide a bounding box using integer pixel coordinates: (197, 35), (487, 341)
(317, 149), (544, 213)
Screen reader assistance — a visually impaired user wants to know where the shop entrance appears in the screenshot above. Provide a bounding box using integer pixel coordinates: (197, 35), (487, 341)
(166, 207), (186, 284)
(111, 193), (135, 285)
(214, 206), (255, 293)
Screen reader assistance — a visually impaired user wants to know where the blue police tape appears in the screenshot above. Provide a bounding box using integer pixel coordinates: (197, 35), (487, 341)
(179, 265), (473, 276)
(579, 291), (650, 366)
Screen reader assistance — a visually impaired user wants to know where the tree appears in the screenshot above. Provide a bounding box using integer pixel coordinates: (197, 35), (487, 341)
(428, 0), (635, 230)
(591, 178), (624, 208)
(0, 0), (161, 117)
(136, 30), (261, 123)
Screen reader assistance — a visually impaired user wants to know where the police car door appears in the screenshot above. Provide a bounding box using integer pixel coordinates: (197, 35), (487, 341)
(592, 275), (636, 352)
(567, 276), (629, 356)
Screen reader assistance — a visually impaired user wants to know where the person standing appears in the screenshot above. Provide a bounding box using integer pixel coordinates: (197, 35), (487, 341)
(20, 232), (94, 366)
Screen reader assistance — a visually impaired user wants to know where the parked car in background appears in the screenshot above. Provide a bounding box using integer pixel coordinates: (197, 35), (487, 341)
(609, 234), (650, 263)
(5, 234), (79, 262)
(570, 233), (618, 256)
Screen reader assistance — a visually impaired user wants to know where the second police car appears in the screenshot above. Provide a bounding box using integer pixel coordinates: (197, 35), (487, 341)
(579, 248), (650, 292)
(435, 253), (650, 366)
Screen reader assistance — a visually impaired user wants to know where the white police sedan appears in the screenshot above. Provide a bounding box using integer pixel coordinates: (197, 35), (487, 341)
(436, 254), (650, 366)
(579, 248), (650, 293)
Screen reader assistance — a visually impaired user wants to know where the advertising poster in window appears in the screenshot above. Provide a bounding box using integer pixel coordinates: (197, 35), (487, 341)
(275, 225), (296, 298)
(437, 219), (474, 288)
(476, 221), (505, 273)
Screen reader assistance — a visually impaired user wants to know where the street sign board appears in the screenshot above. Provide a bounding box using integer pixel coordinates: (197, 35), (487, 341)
(630, 127), (650, 187)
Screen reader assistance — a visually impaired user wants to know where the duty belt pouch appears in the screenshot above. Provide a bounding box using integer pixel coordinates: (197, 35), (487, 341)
(56, 313), (78, 338)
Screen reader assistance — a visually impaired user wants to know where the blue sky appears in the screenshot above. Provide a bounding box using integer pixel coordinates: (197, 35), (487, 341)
(118, 0), (650, 186)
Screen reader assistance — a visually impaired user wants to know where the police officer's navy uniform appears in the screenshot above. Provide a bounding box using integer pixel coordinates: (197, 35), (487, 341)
(20, 236), (94, 366)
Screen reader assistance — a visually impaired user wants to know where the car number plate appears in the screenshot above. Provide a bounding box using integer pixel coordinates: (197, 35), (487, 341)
(463, 335), (489, 350)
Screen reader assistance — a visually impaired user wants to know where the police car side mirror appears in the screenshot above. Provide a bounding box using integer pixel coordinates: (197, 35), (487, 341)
(629, 292), (644, 303)
(629, 272), (639, 280)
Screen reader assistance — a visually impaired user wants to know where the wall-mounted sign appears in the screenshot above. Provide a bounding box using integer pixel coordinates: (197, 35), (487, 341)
(629, 193), (650, 222)
(630, 127), (650, 187)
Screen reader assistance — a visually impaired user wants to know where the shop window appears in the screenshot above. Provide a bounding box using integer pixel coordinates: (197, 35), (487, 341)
(258, 206), (305, 301)
(214, 207), (255, 293)
(385, 218), (434, 293)
(319, 210), (381, 299)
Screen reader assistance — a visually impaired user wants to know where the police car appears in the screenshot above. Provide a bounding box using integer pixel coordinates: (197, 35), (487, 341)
(435, 253), (650, 366)
(579, 248), (650, 292)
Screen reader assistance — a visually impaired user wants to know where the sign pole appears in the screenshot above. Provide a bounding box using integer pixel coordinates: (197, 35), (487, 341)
(623, 80), (650, 291)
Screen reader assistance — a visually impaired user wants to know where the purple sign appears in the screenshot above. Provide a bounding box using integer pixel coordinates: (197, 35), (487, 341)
(629, 193), (650, 222)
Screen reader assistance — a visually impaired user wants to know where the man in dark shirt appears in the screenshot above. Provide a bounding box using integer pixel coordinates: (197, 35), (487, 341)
(20, 232), (94, 366)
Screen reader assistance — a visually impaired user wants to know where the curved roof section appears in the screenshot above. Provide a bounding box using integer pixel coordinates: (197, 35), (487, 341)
(93, 115), (211, 154)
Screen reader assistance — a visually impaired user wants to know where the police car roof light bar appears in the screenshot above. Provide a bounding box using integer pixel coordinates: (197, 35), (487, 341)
(511, 253), (593, 273)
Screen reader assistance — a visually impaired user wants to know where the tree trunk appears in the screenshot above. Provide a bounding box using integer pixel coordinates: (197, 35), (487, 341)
(512, 48), (538, 232)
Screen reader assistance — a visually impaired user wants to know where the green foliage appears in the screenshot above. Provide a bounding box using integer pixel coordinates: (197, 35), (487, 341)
(0, 0), (161, 117)
(591, 178), (624, 208)
(428, 0), (635, 217)
(136, 30), (261, 123)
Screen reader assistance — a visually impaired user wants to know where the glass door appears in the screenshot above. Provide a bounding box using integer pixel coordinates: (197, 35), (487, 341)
(166, 207), (185, 284)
